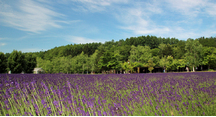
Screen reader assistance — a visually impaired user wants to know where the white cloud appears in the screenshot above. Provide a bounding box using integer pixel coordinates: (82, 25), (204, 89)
(0, 0), (67, 33)
(166, 0), (216, 18)
(166, 0), (205, 16)
(205, 2), (216, 16)
(114, 0), (216, 40)
(0, 43), (6, 46)
(114, 1), (170, 35)
(66, 36), (104, 44)
(69, 0), (129, 12)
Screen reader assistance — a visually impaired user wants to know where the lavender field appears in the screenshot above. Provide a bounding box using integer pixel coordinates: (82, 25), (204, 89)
(0, 72), (216, 116)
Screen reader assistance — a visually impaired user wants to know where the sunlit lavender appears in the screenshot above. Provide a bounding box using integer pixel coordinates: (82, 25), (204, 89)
(0, 72), (216, 116)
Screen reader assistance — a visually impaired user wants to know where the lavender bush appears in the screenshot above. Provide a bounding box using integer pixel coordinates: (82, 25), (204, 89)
(0, 72), (216, 116)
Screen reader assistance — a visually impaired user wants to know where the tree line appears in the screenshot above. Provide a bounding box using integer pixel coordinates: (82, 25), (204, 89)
(0, 35), (216, 74)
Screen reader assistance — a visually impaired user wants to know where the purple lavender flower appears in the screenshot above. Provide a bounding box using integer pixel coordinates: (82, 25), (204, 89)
(155, 113), (158, 116)
(22, 88), (26, 92)
(155, 106), (159, 110)
(103, 111), (107, 116)
(76, 85), (79, 90)
(98, 111), (102, 116)
(93, 112), (96, 116)
(67, 81), (71, 88)
(4, 100), (9, 105)
(111, 111), (114, 116)
(176, 107), (179, 111)
(53, 100), (59, 107)
(24, 112), (28, 116)
(86, 112), (90, 116)
(47, 110), (52, 115)
(102, 100), (106, 103)
(58, 111), (63, 115)
(41, 100), (46, 105)
(87, 101), (94, 108)
(98, 99), (101, 106)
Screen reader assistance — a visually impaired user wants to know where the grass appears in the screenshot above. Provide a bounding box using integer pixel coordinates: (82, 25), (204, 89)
(0, 72), (216, 116)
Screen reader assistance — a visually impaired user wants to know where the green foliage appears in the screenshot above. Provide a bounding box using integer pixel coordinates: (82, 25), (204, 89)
(202, 47), (216, 69)
(197, 37), (216, 48)
(172, 59), (186, 71)
(159, 56), (174, 72)
(74, 51), (89, 74)
(59, 57), (71, 74)
(121, 61), (134, 73)
(159, 57), (168, 71)
(133, 62), (144, 67)
(166, 56), (174, 71)
(185, 39), (203, 72)
(158, 43), (173, 58)
(128, 45), (137, 62)
(4, 35), (216, 74)
(147, 58), (155, 73)
(23, 53), (37, 73)
(150, 48), (160, 57)
(172, 40), (186, 59)
(152, 56), (160, 67)
(89, 50), (98, 73)
(0, 52), (7, 73)
(98, 45), (122, 72)
(107, 50), (122, 71)
(7, 50), (26, 73)
(129, 45), (152, 65)
(138, 45), (152, 64)
(208, 69), (214, 71)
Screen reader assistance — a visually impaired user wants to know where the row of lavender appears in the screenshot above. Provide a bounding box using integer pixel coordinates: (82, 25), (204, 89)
(0, 72), (216, 116)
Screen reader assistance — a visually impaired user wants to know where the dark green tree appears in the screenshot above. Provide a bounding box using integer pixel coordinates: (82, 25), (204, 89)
(24, 53), (37, 73)
(202, 47), (216, 69)
(172, 40), (186, 59)
(0, 52), (7, 73)
(151, 48), (160, 57)
(197, 37), (216, 47)
(8, 50), (26, 73)
(158, 43), (173, 58)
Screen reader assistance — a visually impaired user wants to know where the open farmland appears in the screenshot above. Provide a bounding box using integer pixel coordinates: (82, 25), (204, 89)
(0, 72), (216, 116)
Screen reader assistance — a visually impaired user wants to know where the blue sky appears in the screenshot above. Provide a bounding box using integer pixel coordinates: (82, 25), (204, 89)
(0, 0), (216, 53)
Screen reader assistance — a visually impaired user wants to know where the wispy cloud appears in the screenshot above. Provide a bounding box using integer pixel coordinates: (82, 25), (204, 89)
(113, 0), (216, 39)
(0, 43), (6, 46)
(0, 0), (67, 33)
(166, 0), (216, 18)
(0, 38), (5, 40)
(66, 36), (104, 44)
(205, 2), (216, 17)
(165, 0), (206, 17)
(69, 0), (128, 12)
(114, 1), (170, 35)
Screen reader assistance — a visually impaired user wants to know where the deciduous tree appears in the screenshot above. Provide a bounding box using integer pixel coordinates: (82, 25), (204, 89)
(185, 39), (203, 72)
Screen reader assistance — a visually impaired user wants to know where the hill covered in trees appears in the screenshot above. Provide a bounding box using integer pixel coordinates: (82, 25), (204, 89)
(1, 35), (216, 74)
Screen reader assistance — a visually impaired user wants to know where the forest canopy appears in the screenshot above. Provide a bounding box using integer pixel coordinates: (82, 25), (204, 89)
(1, 35), (216, 74)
